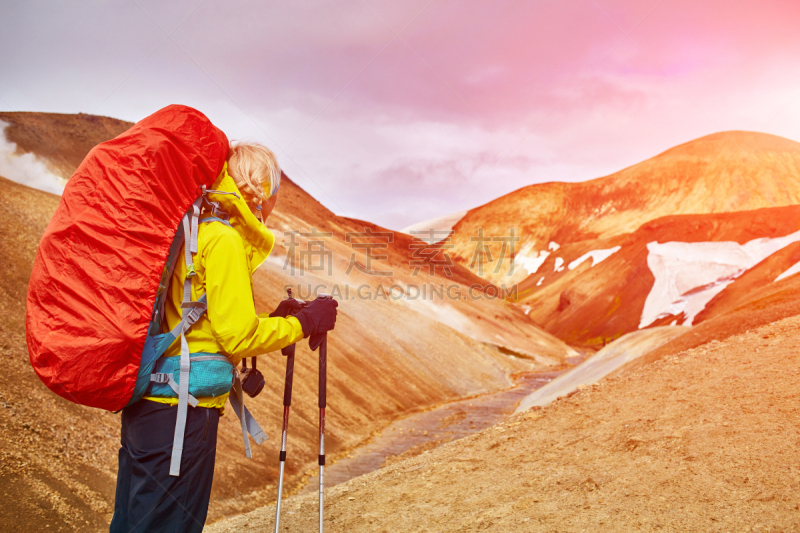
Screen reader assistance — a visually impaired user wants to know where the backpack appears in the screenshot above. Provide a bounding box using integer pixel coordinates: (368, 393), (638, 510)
(26, 104), (266, 476)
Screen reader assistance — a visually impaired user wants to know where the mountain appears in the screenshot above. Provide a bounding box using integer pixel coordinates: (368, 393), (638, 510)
(447, 131), (800, 285)
(207, 314), (800, 532)
(202, 131), (800, 533)
(0, 111), (132, 179)
(522, 204), (800, 346)
(429, 131), (800, 347)
(12, 114), (800, 531)
(0, 111), (577, 531)
(619, 240), (800, 376)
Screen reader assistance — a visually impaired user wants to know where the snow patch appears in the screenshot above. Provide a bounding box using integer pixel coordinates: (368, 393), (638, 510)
(515, 327), (690, 412)
(536, 276), (545, 286)
(548, 241), (560, 251)
(568, 246), (621, 270)
(553, 257), (564, 272)
(422, 301), (474, 333)
(513, 241), (550, 276)
(776, 261), (800, 282)
(640, 231), (800, 328)
(0, 120), (65, 195)
(654, 276), (737, 327)
(402, 210), (467, 243)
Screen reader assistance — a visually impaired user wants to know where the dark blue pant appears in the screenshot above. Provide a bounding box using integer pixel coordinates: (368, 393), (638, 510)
(110, 400), (219, 533)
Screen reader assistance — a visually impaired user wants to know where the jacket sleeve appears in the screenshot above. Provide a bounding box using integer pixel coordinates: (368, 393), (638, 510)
(201, 228), (304, 363)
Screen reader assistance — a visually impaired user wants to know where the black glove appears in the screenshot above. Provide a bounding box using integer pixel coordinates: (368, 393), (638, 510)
(269, 298), (305, 318)
(294, 297), (338, 340)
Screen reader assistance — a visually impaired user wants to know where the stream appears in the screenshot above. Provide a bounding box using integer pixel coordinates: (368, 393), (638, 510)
(299, 369), (567, 494)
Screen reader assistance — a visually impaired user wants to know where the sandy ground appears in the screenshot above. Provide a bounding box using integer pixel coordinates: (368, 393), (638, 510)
(210, 315), (800, 533)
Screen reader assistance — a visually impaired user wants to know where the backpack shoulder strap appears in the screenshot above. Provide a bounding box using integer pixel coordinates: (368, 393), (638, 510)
(169, 197), (207, 476)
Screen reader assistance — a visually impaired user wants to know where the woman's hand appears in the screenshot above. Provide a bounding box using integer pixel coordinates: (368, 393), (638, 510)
(269, 299), (305, 318)
(294, 297), (338, 340)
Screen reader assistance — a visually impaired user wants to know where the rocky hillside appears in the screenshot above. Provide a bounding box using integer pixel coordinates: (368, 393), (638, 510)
(206, 128), (800, 529)
(411, 131), (800, 349)
(204, 132), (800, 532)
(448, 131), (800, 286)
(523, 204), (800, 347)
(0, 111), (577, 531)
(0, 112), (132, 179)
(9, 111), (800, 532)
(209, 314), (800, 532)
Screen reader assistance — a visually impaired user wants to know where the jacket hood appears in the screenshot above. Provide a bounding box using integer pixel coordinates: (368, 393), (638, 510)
(206, 163), (276, 273)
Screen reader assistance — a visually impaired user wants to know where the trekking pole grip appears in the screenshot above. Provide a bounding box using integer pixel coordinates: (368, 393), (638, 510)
(280, 287), (298, 406)
(283, 346), (295, 407)
(318, 335), (327, 408)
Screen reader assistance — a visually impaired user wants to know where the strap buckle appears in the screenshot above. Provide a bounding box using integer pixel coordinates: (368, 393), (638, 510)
(210, 203), (230, 220)
(150, 373), (171, 384)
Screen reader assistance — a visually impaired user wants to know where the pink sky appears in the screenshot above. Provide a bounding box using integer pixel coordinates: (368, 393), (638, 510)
(2, 0), (800, 228)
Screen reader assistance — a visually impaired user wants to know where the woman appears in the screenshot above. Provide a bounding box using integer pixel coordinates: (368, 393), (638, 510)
(110, 142), (338, 533)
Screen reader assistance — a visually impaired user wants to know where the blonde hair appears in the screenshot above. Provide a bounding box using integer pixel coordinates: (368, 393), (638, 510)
(227, 142), (281, 207)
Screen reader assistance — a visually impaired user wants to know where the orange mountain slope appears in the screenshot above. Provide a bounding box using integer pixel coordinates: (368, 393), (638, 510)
(694, 240), (800, 324)
(269, 175), (577, 365)
(522, 205), (800, 347)
(447, 131), (800, 287)
(0, 111), (133, 179)
(2, 109), (574, 366)
(619, 242), (800, 375)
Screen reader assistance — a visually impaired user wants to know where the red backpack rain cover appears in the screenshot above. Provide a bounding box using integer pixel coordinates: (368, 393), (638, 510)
(26, 105), (229, 411)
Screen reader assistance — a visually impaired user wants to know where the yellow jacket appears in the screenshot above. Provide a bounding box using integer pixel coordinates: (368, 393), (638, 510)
(146, 166), (304, 409)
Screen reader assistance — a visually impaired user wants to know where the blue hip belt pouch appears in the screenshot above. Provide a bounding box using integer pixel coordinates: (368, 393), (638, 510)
(147, 352), (235, 399)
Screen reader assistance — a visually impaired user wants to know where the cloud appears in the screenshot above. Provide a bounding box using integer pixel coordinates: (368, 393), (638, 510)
(3, 0), (800, 228)
(0, 121), (65, 195)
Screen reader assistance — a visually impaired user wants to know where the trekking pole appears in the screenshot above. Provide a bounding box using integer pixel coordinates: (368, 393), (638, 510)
(308, 294), (333, 533)
(316, 334), (327, 533)
(308, 292), (332, 533)
(274, 289), (300, 533)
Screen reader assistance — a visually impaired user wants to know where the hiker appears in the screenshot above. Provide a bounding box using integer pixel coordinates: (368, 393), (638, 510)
(109, 142), (339, 533)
